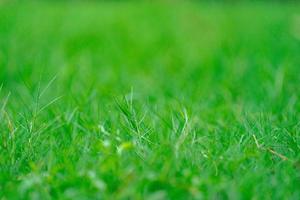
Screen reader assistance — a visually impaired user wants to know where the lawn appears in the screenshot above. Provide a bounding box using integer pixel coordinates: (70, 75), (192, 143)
(0, 1), (300, 199)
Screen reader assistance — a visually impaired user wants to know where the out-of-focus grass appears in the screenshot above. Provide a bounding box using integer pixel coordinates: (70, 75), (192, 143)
(1, 1), (300, 199)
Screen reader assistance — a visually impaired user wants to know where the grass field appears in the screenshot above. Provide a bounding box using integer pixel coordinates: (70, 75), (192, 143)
(1, 1), (300, 199)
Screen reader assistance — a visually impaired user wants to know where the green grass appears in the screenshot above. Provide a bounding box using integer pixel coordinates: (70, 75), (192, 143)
(1, 1), (300, 199)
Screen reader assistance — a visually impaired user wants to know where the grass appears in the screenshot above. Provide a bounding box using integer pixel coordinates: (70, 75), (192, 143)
(1, 1), (300, 199)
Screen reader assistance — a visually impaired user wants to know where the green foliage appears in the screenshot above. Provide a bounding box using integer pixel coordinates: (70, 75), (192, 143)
(0, 1), (300, 199)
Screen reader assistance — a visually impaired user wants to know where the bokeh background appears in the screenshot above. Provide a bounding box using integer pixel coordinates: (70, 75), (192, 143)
(1, 1), (300, 109)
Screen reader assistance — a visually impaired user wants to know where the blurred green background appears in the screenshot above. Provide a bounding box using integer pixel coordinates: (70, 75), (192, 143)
(1, 1), (300, 108)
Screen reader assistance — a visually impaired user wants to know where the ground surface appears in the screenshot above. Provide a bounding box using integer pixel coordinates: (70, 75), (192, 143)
(0, 1), (300, 199)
